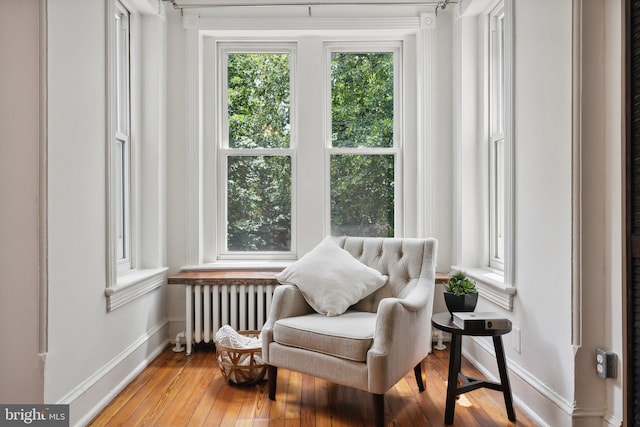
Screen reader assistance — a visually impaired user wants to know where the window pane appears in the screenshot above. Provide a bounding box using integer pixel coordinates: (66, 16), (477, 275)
(494, 138), (505, 261)
(227, 53), (290, 149)
(330, 154), (394, 237)
(115, 140), (127, 260)
(115, 4), (129, 136)
(331, 52), (394, 148)
(491, 12), (505, 135)
(497, 14), (504, 133)
(227, 156), (291, 251)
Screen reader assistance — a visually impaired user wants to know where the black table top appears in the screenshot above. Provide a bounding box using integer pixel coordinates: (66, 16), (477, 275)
(431, 312), (512, 337)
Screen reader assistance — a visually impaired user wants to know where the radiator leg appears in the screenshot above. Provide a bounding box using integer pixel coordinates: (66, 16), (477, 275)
(268, 365), (278, 400)
(186, 286), (193, 355)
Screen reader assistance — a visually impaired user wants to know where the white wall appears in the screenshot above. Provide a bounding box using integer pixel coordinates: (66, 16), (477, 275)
(459, 0), (625, 425)
(45, 1), (168, 425)
(166, 5), (189, 340)
(0, 0), (45, 404)
(603, 0), (624, 422)
(576, 0), (624, 424)
(457, 1), (575, 424)
(513, 0), (575, 419)
(431, 9), (455, 314)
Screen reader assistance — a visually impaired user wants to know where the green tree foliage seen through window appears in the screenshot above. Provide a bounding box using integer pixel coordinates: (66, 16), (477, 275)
(226, 53), (292, 251)
(224, 50), (396, 251)
(228, 53), (290, 149)
(330, 51), (395, 237)
(331, 52), (394, 148)
(331, 154), (394, 237)
(227, 156), (291, 251)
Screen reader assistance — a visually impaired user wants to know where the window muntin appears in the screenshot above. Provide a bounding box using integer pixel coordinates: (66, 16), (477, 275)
(327, 46), (400, 238)
(489, 2), (505, 270)
(114, 0), (131, 271)
(219, 46), (295, 256)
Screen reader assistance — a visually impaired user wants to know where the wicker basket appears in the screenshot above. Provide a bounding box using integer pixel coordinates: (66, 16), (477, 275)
(215, 330), (267, 385)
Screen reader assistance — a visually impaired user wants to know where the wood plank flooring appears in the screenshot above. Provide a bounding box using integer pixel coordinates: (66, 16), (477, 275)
(89, 343), (537, 426)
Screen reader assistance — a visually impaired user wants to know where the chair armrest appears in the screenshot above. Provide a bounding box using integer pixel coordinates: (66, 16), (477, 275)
(367, 291), (433, 394)
(261, 284), (314, 362)
(396, 278), (432, 311)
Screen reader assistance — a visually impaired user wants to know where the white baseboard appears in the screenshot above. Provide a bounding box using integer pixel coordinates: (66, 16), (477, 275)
(604, 412), (623, 427)
(57, 319), (169, 427)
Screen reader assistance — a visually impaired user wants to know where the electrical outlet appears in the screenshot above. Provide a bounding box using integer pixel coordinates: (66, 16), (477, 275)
(512, 327), (521, 353)
(596, 348), (617, 379)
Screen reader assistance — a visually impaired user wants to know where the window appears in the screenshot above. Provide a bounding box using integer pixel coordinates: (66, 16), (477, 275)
(489, 2), (505, 270)
(218, 45), (295, 257)
(105, 0), (168, 311)
(204, 37), (409, 263)
(113, 0), (132, 272)
(328, 48), (399, 237)
(454, 0), (514, 309)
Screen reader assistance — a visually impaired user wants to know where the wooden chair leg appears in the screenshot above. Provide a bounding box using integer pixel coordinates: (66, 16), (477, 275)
(414, 360), (425, 392)
(373, 393), (384, 427)
(268, 365), (277, 400)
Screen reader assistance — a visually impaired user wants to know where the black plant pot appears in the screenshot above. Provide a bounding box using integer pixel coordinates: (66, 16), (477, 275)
(443, 292), (479, 318)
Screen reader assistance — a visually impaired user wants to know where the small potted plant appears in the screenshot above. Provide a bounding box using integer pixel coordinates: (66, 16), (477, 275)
(443, 271), (478, 318)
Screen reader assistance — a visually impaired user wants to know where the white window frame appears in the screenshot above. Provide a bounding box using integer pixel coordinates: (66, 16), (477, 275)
(113, 0), (133, 274)
(216, 43), (297, 260)
(324, 42), (403, 237)
(192, 19), (424, 267)
(453, 0), (515, 310)
(488, 2), (505, 271)
(105, 0), (168, 311)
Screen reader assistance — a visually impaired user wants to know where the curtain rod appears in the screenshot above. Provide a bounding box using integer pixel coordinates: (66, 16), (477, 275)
(168, 0), (457, 9)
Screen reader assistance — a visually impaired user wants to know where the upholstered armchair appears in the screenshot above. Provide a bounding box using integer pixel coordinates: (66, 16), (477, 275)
(261, 236), (438, 427)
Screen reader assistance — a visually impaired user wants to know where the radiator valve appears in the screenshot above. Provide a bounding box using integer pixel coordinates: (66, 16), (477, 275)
(173, 332), (186, 353)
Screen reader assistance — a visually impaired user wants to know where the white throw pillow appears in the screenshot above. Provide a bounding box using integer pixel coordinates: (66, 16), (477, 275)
(276, 236), (388, 316)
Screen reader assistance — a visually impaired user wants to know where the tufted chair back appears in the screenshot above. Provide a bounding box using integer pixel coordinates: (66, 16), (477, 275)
(335, 236), (438, 313)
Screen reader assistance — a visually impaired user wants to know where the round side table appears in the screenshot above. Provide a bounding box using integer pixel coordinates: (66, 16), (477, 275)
(431, 312), (515, 425)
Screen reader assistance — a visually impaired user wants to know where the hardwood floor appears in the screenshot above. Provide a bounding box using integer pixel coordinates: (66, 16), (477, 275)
(89, 343), (537, 427)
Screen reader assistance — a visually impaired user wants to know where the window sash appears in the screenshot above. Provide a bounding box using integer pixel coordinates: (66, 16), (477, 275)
(219, 44), (296, 150)
(217, 44), (297, 258)
(115, 1), (130, 137)
(114, 136), (129, 261)
(217, 149), (296, 259)
(489, 4), (504, 136)
(489, 134), (504, 269)
(488, 1), (505, 271)
(325, 43), (402, 238)
(113, 0), (132, 273)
